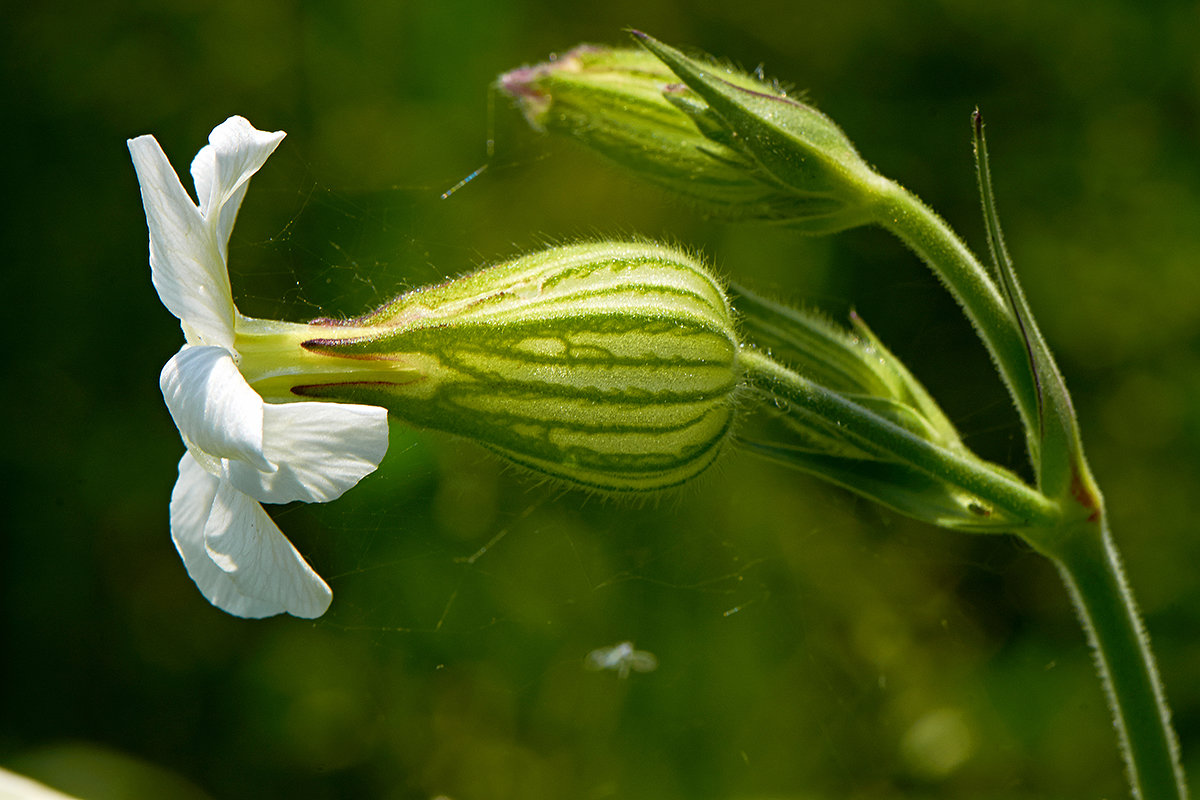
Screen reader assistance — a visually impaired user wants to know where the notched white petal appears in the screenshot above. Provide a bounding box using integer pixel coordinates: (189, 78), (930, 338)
(160, 346), (271, 472)
(190, 116), (286, 259)
(202, 478), (333, 619)
(128, 135), (236, 351)
(225, 402), (389, 505)
(170, 454), (285, 618)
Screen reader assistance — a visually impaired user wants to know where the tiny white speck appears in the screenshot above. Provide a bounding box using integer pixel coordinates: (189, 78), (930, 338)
(584, 641), (658, 679)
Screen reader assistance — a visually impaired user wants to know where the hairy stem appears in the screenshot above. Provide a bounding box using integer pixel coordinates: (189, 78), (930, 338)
(1045, 517), (1189, 800)
(872, 179), (1041, 467)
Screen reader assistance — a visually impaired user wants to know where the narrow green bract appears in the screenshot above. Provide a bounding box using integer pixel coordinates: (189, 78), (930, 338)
(300, 242), (742, 492)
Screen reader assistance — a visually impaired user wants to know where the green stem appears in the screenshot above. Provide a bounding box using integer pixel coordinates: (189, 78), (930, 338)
(740, 347), (1059, 527)
(871, 179), (1041, 463)
(1043, 517), (1189, 800)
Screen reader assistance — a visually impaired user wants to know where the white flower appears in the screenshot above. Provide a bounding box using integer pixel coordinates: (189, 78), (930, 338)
(129, 116), (389, 618)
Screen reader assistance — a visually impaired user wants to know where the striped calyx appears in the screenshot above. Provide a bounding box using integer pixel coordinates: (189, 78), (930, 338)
(298, 242), (743, 492)
(497, 45), (807, 221)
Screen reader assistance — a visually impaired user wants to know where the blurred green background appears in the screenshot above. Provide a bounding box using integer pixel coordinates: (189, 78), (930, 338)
(3, 1), (1198, 798)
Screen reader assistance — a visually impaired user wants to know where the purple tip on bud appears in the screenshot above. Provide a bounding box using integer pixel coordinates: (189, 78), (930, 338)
(497, 65), (540, 98)
(497, 65), (552, 125)
(497, 47), (597, 124)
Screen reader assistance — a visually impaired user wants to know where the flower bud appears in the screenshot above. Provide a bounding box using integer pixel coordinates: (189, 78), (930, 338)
(499, 37), (884, 233)
(296, 242), (743, 492)
(498, 45), (826, 224)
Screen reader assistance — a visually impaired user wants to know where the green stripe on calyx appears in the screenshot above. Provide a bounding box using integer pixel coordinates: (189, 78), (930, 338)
(298, 242), (743, 492)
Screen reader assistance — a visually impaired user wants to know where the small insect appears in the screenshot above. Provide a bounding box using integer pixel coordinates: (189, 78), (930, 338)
(967, 500), (993, 517)
(584, 641), (658, 679)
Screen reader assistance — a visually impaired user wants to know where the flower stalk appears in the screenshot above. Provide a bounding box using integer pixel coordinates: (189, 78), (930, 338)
(1042, 516), (1188, 800)
(869, 179), (1042, 459)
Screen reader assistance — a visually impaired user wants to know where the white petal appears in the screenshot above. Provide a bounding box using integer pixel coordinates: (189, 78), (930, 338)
(0, 766), (84, 799)
(170, 454), (332, 618)
(225, 402), (389, 504)
(204, 476), (333, 618)
(190, 116), (286, 261)
(160, 346), (272, 472)
(128, 134), (236, 350)
(170, 453), (284, 617)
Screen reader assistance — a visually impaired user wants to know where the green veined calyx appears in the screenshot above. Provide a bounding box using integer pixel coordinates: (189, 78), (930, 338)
(298, 242), (744, 492)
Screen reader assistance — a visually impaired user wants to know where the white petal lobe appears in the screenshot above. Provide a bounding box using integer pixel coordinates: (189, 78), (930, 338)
(160, 346), (271, 472)
(225, 402), (389, 504)
(170, 454), (286, 618)
(128, 135), (236, 350)
(190, 116), (286, 260)
(203, 479), (333, 619)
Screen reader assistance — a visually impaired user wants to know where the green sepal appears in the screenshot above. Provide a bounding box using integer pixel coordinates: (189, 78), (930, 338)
(743, 440), (1018, 532)
(632, 31), (882, 233)
(846, 312), (964, 452)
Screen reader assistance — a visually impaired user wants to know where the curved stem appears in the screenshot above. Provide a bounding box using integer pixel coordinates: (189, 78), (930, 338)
(740, 347), (1059, 527)
(871, 179), (1041, 463)
(1044, 517), (1189, 800)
